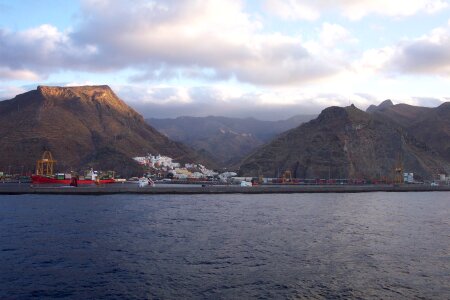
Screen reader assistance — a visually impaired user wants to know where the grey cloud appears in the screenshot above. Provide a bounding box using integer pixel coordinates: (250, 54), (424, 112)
(0, 25), (105, 78)
(128, 100), (319, 121)
(0, 0), (345, 85)
(115, 85), (378, 120)
(384, 31), (450, 76)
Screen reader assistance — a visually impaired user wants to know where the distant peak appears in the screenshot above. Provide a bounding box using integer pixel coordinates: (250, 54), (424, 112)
(437, 101), (450, 112)
(366, 99), (394, 113)
(379, 99), (394, 108)
(317, 106), (348, 121)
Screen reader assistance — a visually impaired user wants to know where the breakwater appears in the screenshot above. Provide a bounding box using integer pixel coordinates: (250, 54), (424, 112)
(0, 183), (449, 195)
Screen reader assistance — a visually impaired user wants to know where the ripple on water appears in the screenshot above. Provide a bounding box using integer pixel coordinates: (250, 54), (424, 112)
(0, 192), (449, 299)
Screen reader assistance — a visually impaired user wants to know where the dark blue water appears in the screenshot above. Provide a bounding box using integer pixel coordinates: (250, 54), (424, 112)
(0, 193), (449, 299)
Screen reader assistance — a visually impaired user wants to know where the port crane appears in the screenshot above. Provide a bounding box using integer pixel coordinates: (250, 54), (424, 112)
(282, 170), (292, 183)
(393, 153), (403, 184)
(36, 151), (56, 176)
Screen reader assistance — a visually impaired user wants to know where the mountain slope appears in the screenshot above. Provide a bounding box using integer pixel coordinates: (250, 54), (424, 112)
(368, 101), (449, 160)
(404, 102), (450, 161)
(0, 86), (208, 176)
(147, 114), (315, 166)
(367, 100), (432, 127)
(239, 105), (449, 180)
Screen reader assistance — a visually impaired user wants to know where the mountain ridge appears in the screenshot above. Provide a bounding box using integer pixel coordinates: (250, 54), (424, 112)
(368, 101), (449, 160)
(147, 114), (316, 167)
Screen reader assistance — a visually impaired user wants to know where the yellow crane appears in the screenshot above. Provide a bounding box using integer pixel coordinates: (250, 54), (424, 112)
(36, 151), (56, 176)
(282, 170), (292, 183)
(393, 153), (403, 184)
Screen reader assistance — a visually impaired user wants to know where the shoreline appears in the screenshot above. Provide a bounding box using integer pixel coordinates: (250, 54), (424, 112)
(0, 183), (449, 195)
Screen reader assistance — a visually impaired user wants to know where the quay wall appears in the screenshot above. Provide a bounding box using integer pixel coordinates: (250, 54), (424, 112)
(0, 184), (449, 195)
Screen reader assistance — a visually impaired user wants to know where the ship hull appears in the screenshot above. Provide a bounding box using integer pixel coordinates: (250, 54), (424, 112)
(31, 175), (115, 185)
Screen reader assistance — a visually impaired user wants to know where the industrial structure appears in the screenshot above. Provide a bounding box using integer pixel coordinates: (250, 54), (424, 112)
(35, 151), (56, 176)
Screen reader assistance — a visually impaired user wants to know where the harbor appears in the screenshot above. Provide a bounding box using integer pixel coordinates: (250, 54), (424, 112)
(1, 182), (449, 195)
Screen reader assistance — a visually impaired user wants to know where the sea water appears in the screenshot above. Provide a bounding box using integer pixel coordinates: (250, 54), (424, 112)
(0, 192), (449, 299)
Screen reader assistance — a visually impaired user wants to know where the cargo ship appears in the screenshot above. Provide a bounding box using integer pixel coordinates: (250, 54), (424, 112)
(32, 151), (115, 185)
(31, 175), (115, 185)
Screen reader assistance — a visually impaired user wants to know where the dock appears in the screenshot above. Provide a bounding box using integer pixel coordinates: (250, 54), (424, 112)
(0, 183), (449, 195)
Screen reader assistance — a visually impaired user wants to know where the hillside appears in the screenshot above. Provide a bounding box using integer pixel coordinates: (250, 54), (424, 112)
(239, 104), (449, 180)
(368, 101), (449, 161)
(147, 114), (315, 166)
(0, 86), (209, 176)
(367, 100), (432, 127)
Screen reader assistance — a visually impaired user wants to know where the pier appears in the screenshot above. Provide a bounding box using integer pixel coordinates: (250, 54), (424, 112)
(0, 183), (449, 195)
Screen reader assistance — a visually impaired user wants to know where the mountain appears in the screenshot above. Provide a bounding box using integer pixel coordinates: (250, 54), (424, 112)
(147, 114), (315, 166)
(366, 100), (432, 127)
(366, 99), (394, 113)
(367, 101), (449, 160)
(239, 104), (449, 180)
(0, 86), (209, 176)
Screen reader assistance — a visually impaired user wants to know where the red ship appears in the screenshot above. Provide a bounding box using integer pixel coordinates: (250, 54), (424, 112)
(32, 151), (115, 185)
(31, 175), (115, 185)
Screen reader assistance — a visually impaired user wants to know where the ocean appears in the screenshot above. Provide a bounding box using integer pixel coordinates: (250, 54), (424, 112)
(1, 192), (449, 299)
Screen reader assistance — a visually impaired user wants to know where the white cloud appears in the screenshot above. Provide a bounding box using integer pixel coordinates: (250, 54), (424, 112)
(114, 84), (389, 120)
(264, 0), (320, 21)
(265, 0), (449, 21)
(0, 85), (28, 100)
(64, 81), (95, 87)
(319, 23), (358, 48)
(354, 47), (395, 75)
(115, 83), (447, 120)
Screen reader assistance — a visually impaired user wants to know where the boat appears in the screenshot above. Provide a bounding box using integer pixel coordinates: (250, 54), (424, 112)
(138, 177), (155, 187)
(31, 151), (115, 185)
(31, 175), (115, 185)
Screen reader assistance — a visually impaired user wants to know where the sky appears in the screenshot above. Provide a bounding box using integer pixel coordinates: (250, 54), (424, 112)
(1, 0), (450, 120)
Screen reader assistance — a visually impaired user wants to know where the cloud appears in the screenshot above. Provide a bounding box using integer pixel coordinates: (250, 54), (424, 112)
(0, 85), (28, 100)
(411, 96), (446, 106)
(265, 0), (449, 21)
(0, 67), (40, 81)
(118, 85), (446, 120)
(264, 0), (320, 21)
(387, 27), (450, 76)
(0, 0), (348, 86)
(357, 22), (450, 77)
(319, 23), (358, 48)
(72, 0), (345, 85)
(113, 84), (385, 120)
(0, 25), (99, 79)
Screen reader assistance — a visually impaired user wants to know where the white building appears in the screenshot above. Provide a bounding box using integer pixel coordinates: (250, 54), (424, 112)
(133, 154), (218, 178)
